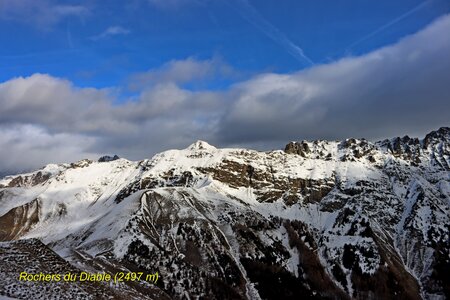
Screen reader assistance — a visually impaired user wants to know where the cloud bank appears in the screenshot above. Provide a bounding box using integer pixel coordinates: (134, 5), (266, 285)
(0, 14), (449, 174)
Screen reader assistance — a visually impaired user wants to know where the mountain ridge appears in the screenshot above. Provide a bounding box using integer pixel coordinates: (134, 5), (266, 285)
(0, 126), (448, 299)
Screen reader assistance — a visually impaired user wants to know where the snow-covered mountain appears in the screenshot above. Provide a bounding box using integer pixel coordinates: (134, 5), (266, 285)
(0, 127), (448, 299)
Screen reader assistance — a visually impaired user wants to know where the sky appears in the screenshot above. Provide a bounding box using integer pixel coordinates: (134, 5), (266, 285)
(0, 0), (449, 175)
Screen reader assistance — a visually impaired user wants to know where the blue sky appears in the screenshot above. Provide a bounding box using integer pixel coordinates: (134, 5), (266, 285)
(0, 0), (450, 174)
(1, 0), (449, 89)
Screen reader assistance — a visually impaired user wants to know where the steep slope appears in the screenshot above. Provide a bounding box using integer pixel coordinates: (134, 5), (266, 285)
(0, 127), (448, 299)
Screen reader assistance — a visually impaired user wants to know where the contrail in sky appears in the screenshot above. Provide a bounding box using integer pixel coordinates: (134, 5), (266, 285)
(231, 0), (314, 66)
(346, 0), (433, 52)
(67, 24), (74, 48)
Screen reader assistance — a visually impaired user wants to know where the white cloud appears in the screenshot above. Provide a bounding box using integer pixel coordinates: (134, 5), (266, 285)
(90, 26), (131, 40)
(129, 56), (236, 89)
(0, 14), (449, 174)
(0, 74), (118, 134)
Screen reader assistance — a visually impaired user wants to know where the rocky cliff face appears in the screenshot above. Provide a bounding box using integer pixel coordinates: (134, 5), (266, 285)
(0, 127), (448, 299)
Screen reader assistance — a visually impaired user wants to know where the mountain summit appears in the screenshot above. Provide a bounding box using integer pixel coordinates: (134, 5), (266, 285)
(187, 140), (217, 151)
(0, 127), (449, 299)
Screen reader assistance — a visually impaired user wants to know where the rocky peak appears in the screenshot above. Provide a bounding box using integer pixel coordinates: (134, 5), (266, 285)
(423, 126), (450, 148)
(98, 155), (120, 162)
(380, 136), (422, 165)
(6, 171), (51, 188)
(69, 159), (92, 169)
(186, 140), (217, 151)
(422, 127), (450, 170)
(338, 138), (377, 162)
(376, 127), (449, 168)
(284, 141), (311, 157)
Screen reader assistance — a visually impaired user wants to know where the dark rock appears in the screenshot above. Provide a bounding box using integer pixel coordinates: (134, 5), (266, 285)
(284, 141), (311, 157)
(98, 155), (120, 162)
(70, 159), (92, 168)
(7, 171), (51, 188)
(423, 127), (449, 148)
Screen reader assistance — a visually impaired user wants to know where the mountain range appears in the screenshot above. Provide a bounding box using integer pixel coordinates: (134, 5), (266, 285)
(0, 127), (449, 299)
